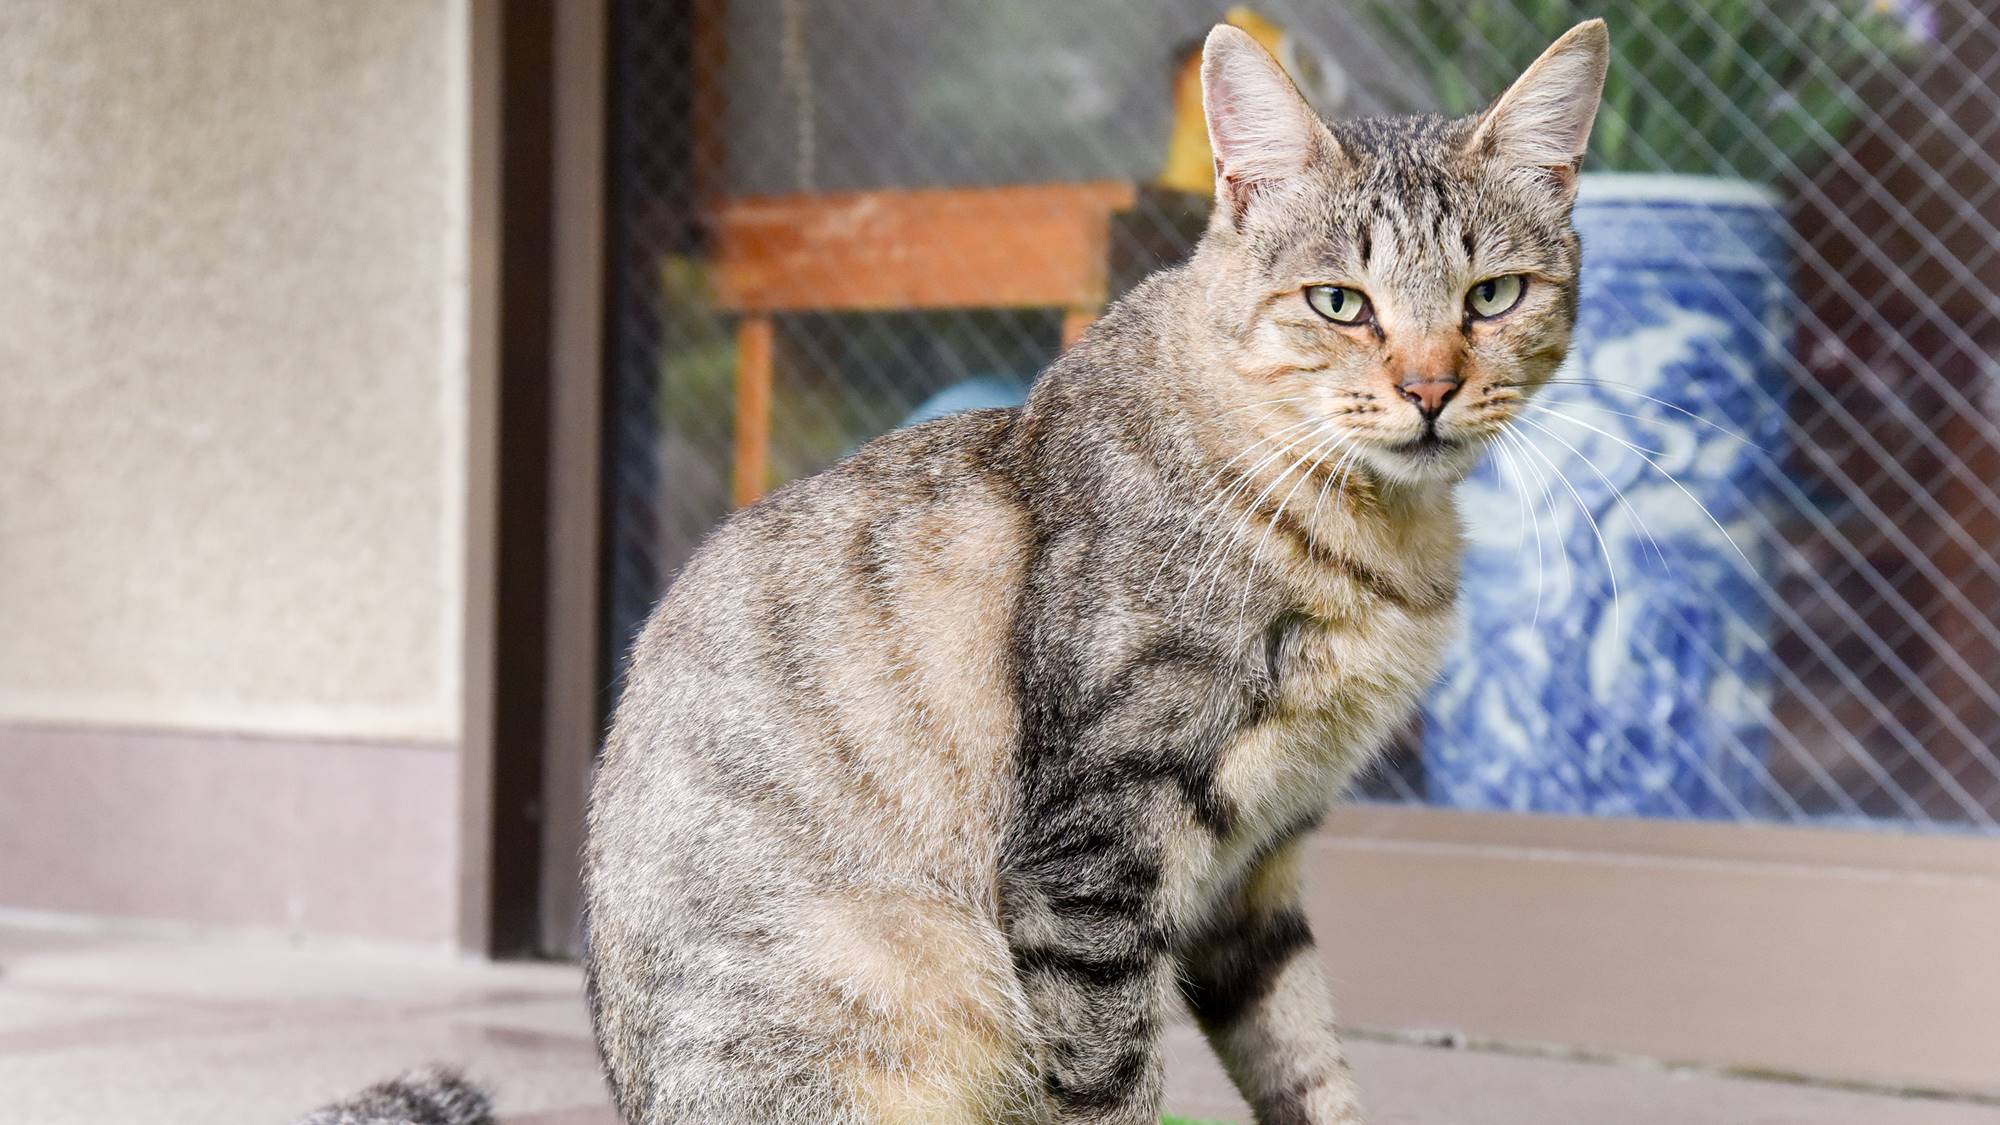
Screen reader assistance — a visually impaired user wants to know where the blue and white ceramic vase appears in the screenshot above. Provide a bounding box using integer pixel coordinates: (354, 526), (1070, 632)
(1422, 175), (1792, 819)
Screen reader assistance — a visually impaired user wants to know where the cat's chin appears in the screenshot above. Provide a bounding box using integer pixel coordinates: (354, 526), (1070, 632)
(1361, 433), (1484, 485)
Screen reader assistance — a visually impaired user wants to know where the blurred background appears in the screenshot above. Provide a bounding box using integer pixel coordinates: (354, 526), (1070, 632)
(2, 0), (1997, 1121)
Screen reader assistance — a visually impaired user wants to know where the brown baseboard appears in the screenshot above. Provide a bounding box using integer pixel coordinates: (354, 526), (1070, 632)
(1305, 805), (2000, 1096)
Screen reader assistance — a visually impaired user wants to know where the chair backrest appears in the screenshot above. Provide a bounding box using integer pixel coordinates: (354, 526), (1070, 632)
(713, 182), (1136, 315)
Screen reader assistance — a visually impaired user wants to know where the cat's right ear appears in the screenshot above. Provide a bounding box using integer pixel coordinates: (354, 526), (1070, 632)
(1466, 19), (1610, 199)
(1201, 25), (1333, 221)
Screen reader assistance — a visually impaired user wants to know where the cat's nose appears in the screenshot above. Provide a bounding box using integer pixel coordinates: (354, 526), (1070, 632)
(1398, 377), (1461, 421)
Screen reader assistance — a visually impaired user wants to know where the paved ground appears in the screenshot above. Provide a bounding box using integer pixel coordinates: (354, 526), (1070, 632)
(2, 919), (1996, 1125)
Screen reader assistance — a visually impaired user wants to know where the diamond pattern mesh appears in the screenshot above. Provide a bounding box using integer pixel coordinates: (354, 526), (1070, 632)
(605, 0), (2000, 830)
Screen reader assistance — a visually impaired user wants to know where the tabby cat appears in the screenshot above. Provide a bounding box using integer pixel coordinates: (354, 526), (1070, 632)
(584, 21), (1608, 1125)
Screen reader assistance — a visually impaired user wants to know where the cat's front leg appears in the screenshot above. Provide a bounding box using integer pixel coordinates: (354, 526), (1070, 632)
(1001, 606), (1250, 1121)
(1003, 861), (1173, 1124)
(1179, 838), (1363, 1124)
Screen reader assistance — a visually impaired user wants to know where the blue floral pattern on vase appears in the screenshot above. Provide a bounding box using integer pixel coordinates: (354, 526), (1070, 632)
(1421, 175), (1793, 819)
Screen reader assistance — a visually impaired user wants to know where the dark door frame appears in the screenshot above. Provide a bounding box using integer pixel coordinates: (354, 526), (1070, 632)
(461, 0), (610, 959)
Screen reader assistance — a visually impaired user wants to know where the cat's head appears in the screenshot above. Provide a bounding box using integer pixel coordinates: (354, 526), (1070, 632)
(1190, 20), (1608, 486)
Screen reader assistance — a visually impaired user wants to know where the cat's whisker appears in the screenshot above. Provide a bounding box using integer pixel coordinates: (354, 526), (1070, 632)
(1331, 444), (1363, 521)
(1513, 443), (1549, 630)
(1271, 438), (1366, 629)
(1195, 425), (1343, 625)
(1173, 425), (1328, 611)
(1489, 442), (1529, 557)
(1514, 414), (1671, 575)
(1232, 430), (1355, 631)
(1507, 427), (1623, 637)
(1496, 430), (1552, 620)
(1214, 396), (1320, 419)
(1523, 403), (1670, 456)
(1535, 405), (1760, 574)
(1531, 397), (1711, 447)
(1534, 379), (1766, 451)
(1530, 399), (1745, 553)
(1504, 438), (1544, 624)
(1500, 427), (1577, 611)
(1190, 428), (1339, 623)
(1308, 440), (1362, 527)
(1145, 416), (1325, 601)
(1488, 439), (1545, 630)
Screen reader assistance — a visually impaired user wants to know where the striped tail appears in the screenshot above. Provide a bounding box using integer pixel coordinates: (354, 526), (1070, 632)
(292, 1067), (494, 1125)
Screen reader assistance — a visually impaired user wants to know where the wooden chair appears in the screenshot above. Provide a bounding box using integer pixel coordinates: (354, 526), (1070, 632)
(712, 181), (1137, 505)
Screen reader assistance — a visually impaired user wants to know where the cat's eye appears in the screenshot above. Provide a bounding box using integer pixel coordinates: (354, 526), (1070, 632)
(1305, 284), (1370, 325)
(1467, 275), (1526, 319)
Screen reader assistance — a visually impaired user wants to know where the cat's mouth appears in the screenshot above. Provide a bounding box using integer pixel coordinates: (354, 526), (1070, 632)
(1389, 429), (1461, 457)
(1369, 425), (1486, 482)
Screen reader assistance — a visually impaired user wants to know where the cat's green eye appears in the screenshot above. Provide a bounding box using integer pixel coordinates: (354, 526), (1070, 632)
(1305, 285), (1370, 324)
(1467, 275), (1526, 319)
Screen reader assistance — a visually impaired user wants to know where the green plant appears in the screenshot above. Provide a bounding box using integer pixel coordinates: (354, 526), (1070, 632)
(1365, 0), (1930, 181)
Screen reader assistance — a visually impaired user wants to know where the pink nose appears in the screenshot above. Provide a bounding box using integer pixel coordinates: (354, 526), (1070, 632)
(1399, 379), (1460, 420)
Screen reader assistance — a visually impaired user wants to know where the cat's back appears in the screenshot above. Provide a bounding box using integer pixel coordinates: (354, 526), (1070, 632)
(591, 406), (1031, 892)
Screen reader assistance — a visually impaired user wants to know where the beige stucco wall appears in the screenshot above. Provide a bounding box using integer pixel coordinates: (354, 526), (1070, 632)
(0, 1), (468, 742)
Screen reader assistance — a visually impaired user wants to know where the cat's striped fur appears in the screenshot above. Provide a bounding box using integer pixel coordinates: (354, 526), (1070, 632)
(584, 21), (1607, 1125)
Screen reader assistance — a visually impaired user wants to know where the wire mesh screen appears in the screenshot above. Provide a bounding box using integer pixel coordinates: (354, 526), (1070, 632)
(605, 0), (2000, 831)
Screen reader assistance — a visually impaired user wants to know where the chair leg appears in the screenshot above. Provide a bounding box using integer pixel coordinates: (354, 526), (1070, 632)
(732, 315), (775, 507)
(1061, 307), (1096, 348)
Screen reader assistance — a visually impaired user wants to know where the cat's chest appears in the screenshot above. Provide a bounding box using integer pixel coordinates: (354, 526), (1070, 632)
(1216, 607), (1450, 831)
(1277, 608), (1448, 717)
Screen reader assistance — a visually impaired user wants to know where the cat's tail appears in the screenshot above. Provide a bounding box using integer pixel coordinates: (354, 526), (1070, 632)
(291, 1066), (494, 1125)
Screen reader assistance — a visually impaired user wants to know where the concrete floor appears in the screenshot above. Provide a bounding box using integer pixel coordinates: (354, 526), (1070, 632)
(2, 919), (1995, 1125)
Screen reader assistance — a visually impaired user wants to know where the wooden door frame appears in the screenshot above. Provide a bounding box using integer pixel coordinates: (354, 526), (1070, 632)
(461, 0), (609, 959)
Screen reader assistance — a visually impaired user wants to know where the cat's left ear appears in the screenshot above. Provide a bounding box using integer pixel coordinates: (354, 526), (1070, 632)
(1467, 19), (1609, 198)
